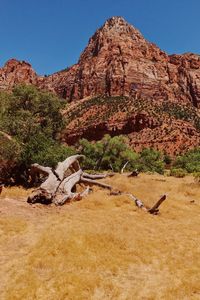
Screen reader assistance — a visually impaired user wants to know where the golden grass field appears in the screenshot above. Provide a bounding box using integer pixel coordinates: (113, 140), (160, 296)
(0, 174), (200, 300)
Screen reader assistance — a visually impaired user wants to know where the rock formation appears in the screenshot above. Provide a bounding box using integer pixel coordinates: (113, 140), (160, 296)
(0, 59), (39, 90)
(40, 17), (200, 109)
(0, 16), (200, 154)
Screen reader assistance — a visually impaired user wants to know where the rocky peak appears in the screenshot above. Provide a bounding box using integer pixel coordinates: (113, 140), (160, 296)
(4, 58), (31, 68)
(100, 16), (143, 38)
(40, 17), (200, 108)
(99, 17), (143, 34)
(79, 16), (147, 62)
(0, 58), (38, 90)
(0, 17), (200, 153)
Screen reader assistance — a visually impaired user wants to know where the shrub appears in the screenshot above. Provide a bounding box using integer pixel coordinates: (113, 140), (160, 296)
(0, 85), (68, 184)
(20, 133), (75, 168)
(2, 84), (65, 143)
(173, 148), (200, 173)
(78, 135), (139, 172)
(170, 168), (187, 178)
(137, 148), (165, 174)
(78, 137), (166, 174)
(0, 134), (21, 183)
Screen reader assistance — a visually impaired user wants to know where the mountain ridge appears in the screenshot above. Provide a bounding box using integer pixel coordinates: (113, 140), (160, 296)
(0, 16), (200, 154)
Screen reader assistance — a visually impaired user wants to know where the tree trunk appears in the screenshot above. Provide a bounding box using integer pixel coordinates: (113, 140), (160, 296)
(27, 155), (167, 214)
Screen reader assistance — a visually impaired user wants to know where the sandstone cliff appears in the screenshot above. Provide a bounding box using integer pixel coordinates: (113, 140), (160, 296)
(40, 17), (200, 109)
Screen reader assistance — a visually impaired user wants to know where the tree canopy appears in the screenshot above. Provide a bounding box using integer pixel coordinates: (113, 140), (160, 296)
(0, 85), (74, 184)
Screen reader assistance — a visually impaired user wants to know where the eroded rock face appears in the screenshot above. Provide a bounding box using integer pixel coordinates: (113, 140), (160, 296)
(62, 95), (200, 155)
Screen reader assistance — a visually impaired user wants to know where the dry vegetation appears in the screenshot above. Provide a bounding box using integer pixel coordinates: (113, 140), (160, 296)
(0, 174), (200, 300)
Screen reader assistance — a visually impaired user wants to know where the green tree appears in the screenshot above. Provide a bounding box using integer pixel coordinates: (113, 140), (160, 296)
(0, 133), (21, 183)
(0, 85), (69, 184)
(21, 133), (75, 168)
(79, 135), (139, 172)
(137, 148), (165, 174)
(2, 85), (64, 143)
(173, 148), (200, 173)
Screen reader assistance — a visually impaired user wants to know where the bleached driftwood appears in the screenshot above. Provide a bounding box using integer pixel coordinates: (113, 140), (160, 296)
(110, 190), (167, 215)
(121, 161), (129, 173)
(27, 155), (167, 214)
(27, 155), (113, 205)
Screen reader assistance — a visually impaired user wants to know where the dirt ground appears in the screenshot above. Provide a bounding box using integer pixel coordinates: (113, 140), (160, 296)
(0, 174), (200, 300)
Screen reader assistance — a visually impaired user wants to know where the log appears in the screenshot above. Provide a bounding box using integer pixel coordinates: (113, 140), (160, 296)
(110, 190), (166, 214)
(28, 155), (84, 204)
(55, 155), (84, 180)
(128, 169), (139, 177)
(81, 177), (113, 190)
(82, 172), (114, 179)
(147, 194), (167, 214)
(27, 155), (167, 214)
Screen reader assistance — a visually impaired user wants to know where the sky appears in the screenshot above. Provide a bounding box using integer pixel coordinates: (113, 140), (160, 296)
(0, 0), (200, 75)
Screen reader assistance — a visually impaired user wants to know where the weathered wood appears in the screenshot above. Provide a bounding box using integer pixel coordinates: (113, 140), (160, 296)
(128, 169), (139, 177)
(28, 155), (84, 204)
(82, 172), (114, 179)
(81, 177), (113, 190)
(121, 161), (129, 174)
(55, 155), (84, 180)
(148, 194), (167, 214)
(53, 169), (83, 205)
(27, 155), (167, 213)
(110, 190), (166, 214)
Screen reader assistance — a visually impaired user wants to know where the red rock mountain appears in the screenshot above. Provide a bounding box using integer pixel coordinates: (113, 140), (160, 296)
(0, 59), (38, 90)
(0, 17), (200, 154)
(42, 17), (200, 108)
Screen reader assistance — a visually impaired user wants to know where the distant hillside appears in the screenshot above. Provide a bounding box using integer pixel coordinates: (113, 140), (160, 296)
(63, 95), (200, 155)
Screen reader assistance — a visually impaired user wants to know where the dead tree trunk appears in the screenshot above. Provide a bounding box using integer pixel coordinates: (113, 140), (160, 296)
(27, 155), (113, 205)
(27, 155), (167, 214)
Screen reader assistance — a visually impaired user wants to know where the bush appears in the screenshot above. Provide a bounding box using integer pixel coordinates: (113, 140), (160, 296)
(78, 135), (139, 172)
(170, 168), (187, 178)
(0, 133), (21, 183)
(0, 85), (68, 184)
(173, 148), (200, 173)
(1, 84), (65, 143)
(137, 148), (165, 174)
(78, 137), (166, 174)
(20, 133), (76, 168)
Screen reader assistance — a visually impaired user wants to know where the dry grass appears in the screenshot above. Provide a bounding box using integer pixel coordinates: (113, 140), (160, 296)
(1, 186), (31, 199)
(0, 174), (200, 299)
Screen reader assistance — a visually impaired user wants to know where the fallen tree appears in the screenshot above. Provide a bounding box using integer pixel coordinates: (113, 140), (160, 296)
(27, 155), (166, 214)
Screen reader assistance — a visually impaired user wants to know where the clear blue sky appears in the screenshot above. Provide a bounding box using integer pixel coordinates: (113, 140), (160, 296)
(0, 0), (199, 75)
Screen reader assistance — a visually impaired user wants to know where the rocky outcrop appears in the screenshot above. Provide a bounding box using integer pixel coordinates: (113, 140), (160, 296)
(0, 59), (39, 90)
